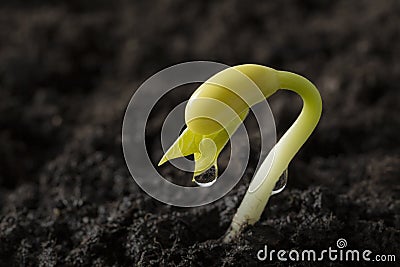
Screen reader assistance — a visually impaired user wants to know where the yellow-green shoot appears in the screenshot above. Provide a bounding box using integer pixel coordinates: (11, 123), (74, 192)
(158, 64), (322, 241)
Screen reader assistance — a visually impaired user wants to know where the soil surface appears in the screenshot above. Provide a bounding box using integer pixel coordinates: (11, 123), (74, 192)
(0, 0), (399, 266)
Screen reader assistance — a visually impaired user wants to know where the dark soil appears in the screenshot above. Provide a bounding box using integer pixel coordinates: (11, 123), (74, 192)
(0, 0), (399, 266)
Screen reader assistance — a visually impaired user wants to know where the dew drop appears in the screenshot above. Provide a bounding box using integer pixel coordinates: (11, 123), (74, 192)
(271, 168), (288, 195)
(194, 165), (217, 187)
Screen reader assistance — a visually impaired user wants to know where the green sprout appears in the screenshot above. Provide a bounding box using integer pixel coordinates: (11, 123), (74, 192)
(158, 64), (322, 241)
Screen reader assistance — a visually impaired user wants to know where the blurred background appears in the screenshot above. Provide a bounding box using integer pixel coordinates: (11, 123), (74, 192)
(0, 0), (399, 266)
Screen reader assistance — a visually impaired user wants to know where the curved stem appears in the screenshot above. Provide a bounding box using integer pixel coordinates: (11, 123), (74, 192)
(224, 71), (322, 242)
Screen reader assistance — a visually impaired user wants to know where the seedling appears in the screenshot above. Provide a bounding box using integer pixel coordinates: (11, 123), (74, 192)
(158, 64), (322, 241)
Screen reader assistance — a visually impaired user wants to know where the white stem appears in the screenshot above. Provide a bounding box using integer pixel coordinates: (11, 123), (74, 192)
(224, 71), (322, 242)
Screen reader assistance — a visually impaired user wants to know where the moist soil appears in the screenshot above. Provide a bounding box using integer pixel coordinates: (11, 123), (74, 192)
(0, 0), (399, 266)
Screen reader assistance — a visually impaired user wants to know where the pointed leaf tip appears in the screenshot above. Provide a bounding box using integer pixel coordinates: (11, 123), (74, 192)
(158, 156), (168, 166)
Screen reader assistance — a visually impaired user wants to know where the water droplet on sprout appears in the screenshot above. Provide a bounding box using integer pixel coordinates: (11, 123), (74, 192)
(194, 164), (217, 187)
(271, 168), (288, 195)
